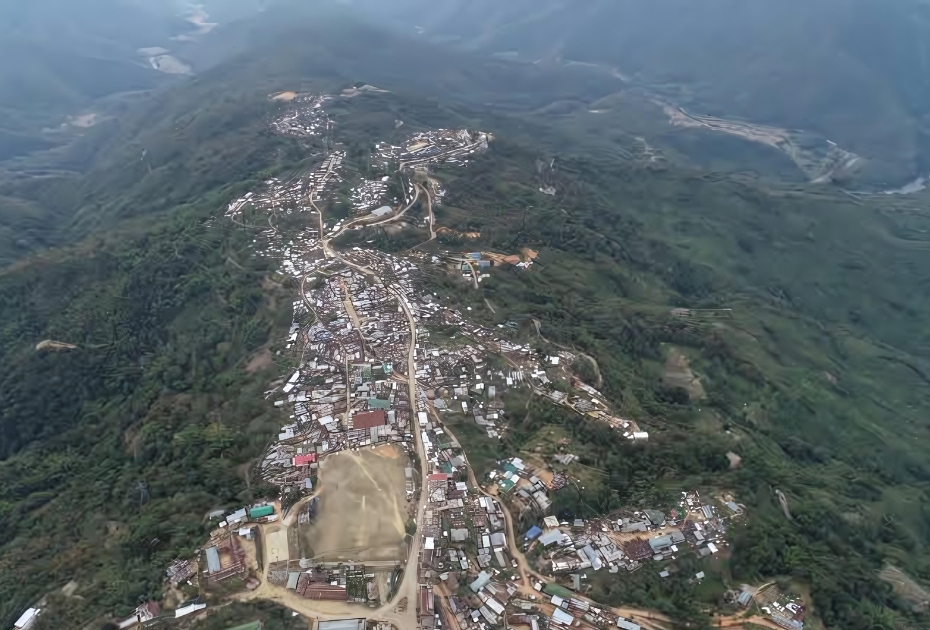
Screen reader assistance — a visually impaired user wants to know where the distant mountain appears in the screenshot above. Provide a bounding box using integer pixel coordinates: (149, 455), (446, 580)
(347, 0), (930, 186)
(0, 1), (183, 108)
(0, 0), (275, 161)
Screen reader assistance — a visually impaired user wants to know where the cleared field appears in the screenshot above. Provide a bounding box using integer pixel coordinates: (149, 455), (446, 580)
(663, 346), (705, 401)
(298, 445), (408, 562)
(265, 526), (289, 563)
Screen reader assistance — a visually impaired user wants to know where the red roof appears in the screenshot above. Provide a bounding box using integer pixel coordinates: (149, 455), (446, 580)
(304, 584), (347, 601)
(353, 410), (387, 429)
(428, 473), (449, 481)
(294, 453), (316, 466)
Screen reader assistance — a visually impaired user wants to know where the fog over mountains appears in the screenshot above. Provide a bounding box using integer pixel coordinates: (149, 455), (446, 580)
(4, 0), (930, 185)
(346, 0), (930, 186)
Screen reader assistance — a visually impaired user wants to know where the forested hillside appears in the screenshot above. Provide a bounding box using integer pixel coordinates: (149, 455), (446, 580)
(352, 0), (930, 187)
(352, 122), (930, 628)
(1, 5), (930, 630)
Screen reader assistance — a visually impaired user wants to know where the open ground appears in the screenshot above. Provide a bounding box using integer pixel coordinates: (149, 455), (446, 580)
(298, 444), (409, 563)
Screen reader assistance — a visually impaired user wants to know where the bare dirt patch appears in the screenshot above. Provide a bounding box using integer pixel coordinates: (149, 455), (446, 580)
(437, 227), (480, 239)
(68, 114), (98, 128)
(265, 526), (289, 564)
(726, 451), (742, 469)
(270, 91), (298, 102)
(298, 445), (408, 562)
(149, 55), (192, 75)
(486, 248), (538, 265)
(663, 347), (705, 401)
(245, 346), (274, 374)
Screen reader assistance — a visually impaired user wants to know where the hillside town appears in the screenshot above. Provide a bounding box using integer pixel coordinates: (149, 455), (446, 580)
(19, 92), (800, 630)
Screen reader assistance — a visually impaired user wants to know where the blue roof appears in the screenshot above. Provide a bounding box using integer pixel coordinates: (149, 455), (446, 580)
(525, 525), (543, 540)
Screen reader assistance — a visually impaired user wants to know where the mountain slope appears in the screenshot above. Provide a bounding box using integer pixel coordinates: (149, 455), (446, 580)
(349, 0), (930, 186)
(0, 7), (929, 630)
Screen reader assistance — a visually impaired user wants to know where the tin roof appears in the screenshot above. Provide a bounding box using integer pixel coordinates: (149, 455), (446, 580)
(353, 410), (387, 429)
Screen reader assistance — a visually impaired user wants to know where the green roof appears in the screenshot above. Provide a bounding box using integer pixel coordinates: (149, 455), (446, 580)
(368, 398), (391, 410)
(249, 505), (274, 519)
(543, 582), (574, 598)
(498, 478), (515, 492)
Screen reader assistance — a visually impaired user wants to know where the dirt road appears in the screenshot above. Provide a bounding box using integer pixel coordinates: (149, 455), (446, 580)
(422, 184), (435, 240)
(386, 285), (429, 627)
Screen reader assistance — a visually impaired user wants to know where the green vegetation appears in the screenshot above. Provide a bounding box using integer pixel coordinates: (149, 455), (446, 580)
(426, 128), (930, 629)
(0, 196), (291, 625)
(177, 602), (307, 630)
(354, 0), (930, 186)
(0, 6), (930, 630)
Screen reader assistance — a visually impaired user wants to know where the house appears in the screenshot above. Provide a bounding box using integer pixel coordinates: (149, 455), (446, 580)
(205, 547), (221, 573)
(367, 397), (391, 410)
(649, 531), (685, 553)
(470, 571), (493, 592)
(552, 608), (575, 625)
(419, 585), (435, 618)
(525, 525), (543, 540)
(14, 609), (40, 630)
(249, 505), (275, 519)
(538, 530), (564, 546)
(294, 453), (316, 466)
(620, 520), (648, 533)
(644, 510), (666, 526)
(353, 410), (387, 429)
(175, 601), (206, 618)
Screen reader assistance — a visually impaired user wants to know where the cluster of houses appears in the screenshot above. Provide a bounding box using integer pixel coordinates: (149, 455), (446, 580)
(259, 260), (422, 489)
(226, 150), (345, 226)
(164, 504), (278, 590)
(753, 584), (807, 630)
(270, 93), (333, 138)
(266, 561), (378, 605)
(374, 129), (490, 169)
(522, 490), (738, 580)
(349, 177), (391, 213)
(204, 88), (771, 630)
(385, 267), (651, 446)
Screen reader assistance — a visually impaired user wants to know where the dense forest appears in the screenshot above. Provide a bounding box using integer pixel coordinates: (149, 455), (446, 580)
(0, 192), (298, 625)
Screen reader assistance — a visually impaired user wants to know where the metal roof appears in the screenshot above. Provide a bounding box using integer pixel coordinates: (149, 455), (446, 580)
(205, 547), (221, 573)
